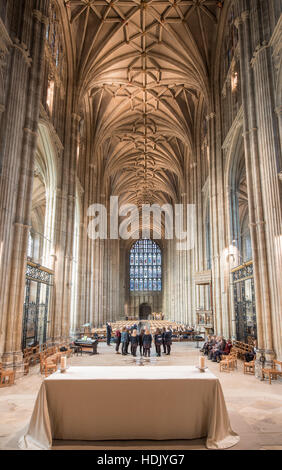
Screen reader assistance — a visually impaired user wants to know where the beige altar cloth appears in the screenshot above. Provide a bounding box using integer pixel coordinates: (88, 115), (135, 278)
(19, 366), (239, 450)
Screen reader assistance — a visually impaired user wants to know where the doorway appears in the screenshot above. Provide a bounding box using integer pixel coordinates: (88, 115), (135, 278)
(139, 303), (151, 320)
(22, 263), (53, 350)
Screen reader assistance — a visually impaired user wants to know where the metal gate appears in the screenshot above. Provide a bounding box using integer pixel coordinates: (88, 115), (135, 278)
(232, 261), (257, 343)
(22, 262), (54, 350)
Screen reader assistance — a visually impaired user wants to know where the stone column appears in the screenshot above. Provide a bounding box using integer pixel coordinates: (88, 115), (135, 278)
(235, 3), (275, 365)
(0, 2), (49, 372)
(207, 111), (224, 336)
(251, 40), (282, 360)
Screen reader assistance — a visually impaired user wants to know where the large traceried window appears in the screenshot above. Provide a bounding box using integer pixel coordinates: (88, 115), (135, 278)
(130, 240), (162, 292)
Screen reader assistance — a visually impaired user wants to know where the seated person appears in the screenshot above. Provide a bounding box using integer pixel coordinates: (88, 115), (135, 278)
(245, 341), (257, 362)
(202, 335), (215, 355)
(208, 336), (221, 360)
(92, 338), (99, 354)
(211, 337), (227, 362)
(222, 339), (232, 356)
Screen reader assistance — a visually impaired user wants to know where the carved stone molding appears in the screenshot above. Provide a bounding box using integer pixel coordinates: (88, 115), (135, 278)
(33, 9), (48, 25)
(39, 104), (64, 158)
(44, 44), (65, 97)
(206, 112), (216, 121)
(234, 16), (242, 30)
(12, 38), (32, 67)
(0, 18), (12, 54)
(222, 106), (243, 150)
(0, 18), (12, 110)
(76, 177), (85, 197)
(269, 15), (282, 54)
(269, 15), (282, 95)
(251, 41), (270, 67)
(241, 10), (250, 22)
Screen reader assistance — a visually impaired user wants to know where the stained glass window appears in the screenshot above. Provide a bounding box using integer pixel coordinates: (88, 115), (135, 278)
(129, 239), (162, 292)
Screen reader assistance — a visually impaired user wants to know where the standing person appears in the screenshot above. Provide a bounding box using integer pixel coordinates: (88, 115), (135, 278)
(130, 329), (139, 357)
(139, 329), (144, 356)
(106, 322), (112, 346)
(162, 327), (167, 354)
(125, 327), (131, 354)
(164, 327), (173, 355)
(121, 327), (128, 355)
(143, 328), (152, 357)
(154, 328), (163, 357)
(115, 328), (121, 354)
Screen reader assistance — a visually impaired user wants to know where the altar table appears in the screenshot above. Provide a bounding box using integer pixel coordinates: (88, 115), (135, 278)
(19, 366), (239, 450)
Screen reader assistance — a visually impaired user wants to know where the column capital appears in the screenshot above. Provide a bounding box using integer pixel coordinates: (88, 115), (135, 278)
(241, 10), (250, 22)
(252, 220), (266, 227)
(234, 16), (242, 29)
(251, 41), (270, 66)
(206, 112), (216, 121)
(14, 222), (31, 229)
(12, 38), (32, 67)
(33, 9), (48, 25)
(23, 127), (38, 138)
(72, 113), (82, 123)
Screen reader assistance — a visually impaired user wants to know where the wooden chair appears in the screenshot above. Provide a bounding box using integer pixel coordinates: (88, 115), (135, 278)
(262, 360), (282, 384)
(44, 360), (57, 377)
(40, 359), (46, 375)
(23, 360), (30, 376)
(244, 360), (255, 375)
(228, 352), (238, 369)
(220, 358), (230, 372)
(48, 354), (59, 365)
(0, 363), (15, 387)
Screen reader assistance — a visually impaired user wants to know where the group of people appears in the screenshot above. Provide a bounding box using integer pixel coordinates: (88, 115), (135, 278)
(201, 335), (257, 363)
(114, 326), (173, 357)
(200, 335), (233, 363)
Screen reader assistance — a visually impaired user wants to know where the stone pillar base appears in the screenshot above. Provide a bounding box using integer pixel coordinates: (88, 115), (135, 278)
(1, 351), (24, 378)
(254, 349), (276, 380)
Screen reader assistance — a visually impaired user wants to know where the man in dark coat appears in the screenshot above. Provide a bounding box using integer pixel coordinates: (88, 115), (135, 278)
(139, 329), (144, 356)
(164, 328), (173, 355)
(125, 327), (130, 354)
(154, 329), (163, 357)
(121, 327), (128, 355)
(143, 329), (152, 357)
(162, 327), (167, 354)
(106, 322), (112, 346)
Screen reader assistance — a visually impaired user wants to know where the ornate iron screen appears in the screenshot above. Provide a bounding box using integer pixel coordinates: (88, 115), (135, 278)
(232, 261), (257, 342)
(22, 262), (54, 350)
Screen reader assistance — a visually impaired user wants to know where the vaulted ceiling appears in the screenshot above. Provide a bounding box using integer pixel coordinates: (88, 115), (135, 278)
(63, 0), (223, 207)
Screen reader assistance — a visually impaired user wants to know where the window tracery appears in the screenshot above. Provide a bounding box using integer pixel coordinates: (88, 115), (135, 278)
(129, 240), (162, 292)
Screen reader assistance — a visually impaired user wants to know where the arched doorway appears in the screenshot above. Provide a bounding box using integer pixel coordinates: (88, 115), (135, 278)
(139, 303), (151, 320)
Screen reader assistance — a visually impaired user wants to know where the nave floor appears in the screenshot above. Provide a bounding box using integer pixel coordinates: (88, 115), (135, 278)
(1, 342), (282, 450)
